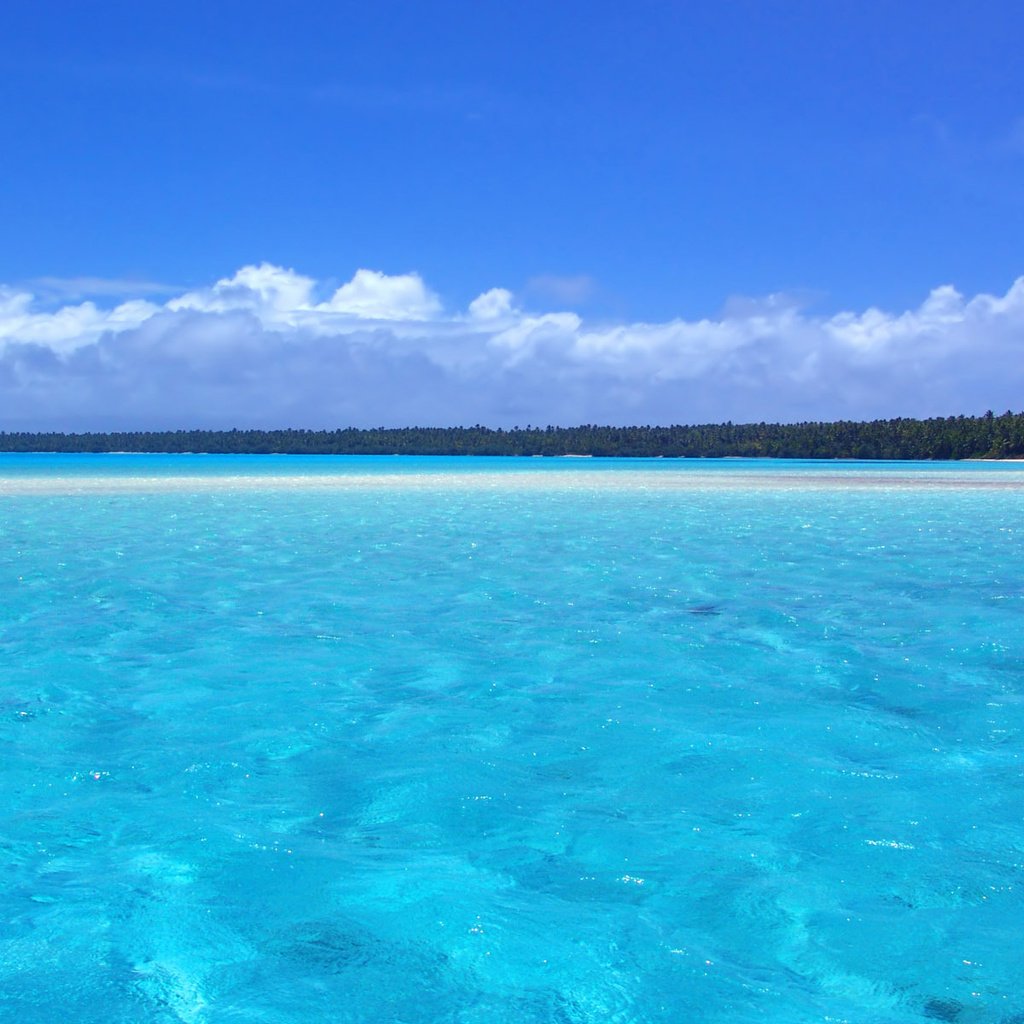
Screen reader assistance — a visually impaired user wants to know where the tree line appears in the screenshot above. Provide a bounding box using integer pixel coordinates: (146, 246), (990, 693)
(1, 411), (1022, 459)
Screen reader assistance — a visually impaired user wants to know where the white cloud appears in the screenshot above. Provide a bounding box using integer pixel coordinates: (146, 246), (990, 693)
(167, 263), (316, 319)
(317, 268), (441, 320)
(0, 286), (160, 353)
(468, 287), (515, 320)
(0, 264), (1022, 430)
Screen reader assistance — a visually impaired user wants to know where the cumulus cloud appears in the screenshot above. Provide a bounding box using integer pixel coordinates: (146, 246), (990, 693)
(0, 263), (1022, 430)
(167, 263), (316, 318)
(0, 286), (161, 353)
(468, 287), (516, 321)
(318, 268), (441, 320)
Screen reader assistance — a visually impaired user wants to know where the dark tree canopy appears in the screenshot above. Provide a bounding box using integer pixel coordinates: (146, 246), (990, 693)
(1, 412), (1022, 460)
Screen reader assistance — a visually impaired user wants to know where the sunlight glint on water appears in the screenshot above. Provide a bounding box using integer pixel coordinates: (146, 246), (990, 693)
(1, 457), (1022, 1023)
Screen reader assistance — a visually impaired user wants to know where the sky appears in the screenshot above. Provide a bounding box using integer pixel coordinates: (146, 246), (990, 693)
(2, 0), (1023, 430)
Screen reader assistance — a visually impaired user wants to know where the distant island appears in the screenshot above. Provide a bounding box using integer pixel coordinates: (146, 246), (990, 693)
(1, 411), (1022, 459)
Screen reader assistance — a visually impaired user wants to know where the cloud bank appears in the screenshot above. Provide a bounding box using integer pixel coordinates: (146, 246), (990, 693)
(1, 264), (1022, 430)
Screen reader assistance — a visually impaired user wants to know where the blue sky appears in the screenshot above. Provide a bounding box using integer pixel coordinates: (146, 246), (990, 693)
(2, 1), (1023, 428)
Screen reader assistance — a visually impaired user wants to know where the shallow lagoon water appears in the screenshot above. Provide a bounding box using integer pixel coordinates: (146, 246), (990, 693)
(2, 456), (1022, 1023)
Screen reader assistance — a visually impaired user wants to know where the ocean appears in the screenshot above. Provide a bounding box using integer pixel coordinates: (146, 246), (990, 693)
(2, 455), (1022, 1023)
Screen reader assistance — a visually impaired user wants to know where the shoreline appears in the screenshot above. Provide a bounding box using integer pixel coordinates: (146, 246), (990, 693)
(3, 450), (1023, 462)
(3, 467), (1024, 496)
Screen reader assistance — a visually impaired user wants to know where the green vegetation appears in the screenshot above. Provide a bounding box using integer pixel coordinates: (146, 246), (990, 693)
(1, 411), (1022, 459)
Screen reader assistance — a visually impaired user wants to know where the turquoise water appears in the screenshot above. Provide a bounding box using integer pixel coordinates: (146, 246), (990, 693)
(2, 457), (1022, 1023)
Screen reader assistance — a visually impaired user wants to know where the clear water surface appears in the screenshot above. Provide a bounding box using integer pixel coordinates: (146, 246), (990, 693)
(1, 456), (1022, 1023)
